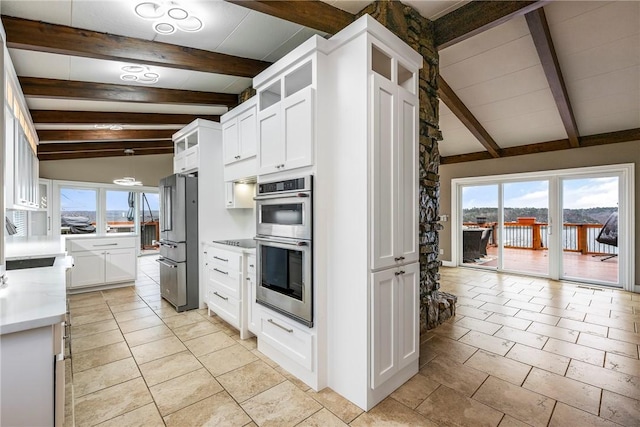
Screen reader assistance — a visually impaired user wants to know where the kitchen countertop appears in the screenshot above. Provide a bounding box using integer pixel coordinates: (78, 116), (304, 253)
(205, 240), (257, 255)
(0, 256), (72, 335)
(5, 235), (66, 260)
(64, 233), (137, 239)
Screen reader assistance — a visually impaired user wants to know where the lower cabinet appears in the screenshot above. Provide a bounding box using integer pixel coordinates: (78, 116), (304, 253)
(204, 245), (254, 339)
(257, 308), (313, 371)
(371, 262), (419, 389)
(66, 236), (137, 290)
(246, 255), (258, 335)
(0, 322), (66, 426)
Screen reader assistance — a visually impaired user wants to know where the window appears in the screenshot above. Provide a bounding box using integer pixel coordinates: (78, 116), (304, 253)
(106, 190), (135, 233)
(60, 187), (97, 234)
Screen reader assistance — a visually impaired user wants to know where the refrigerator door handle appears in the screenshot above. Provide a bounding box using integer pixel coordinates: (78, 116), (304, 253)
(156, 258), (178, 268)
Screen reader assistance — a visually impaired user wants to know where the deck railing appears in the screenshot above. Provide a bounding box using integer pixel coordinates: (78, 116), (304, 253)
(464, 222), (617, 255)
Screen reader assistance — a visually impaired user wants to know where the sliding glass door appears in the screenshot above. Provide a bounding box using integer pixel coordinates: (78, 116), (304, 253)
(453, 165), (631, 289)
(561, 176), (619, 285)
(503, 180), (549, 276)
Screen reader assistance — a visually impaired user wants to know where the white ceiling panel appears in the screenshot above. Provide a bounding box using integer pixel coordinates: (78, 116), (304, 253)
(546, 1), (638, 57)
(438, 101), (488, 156)
(483, 109), (567, 148)
(1, 0), (72, 25)
(543, 1), (609, 25)
(322, 0), (370, 15)
(439, 16), (531, 69)
(470, 88), (559, 126)
(150, 1), (251, 52)
(454, 65), (549, 109)
(573, 91), (640, 136)
(262, 28), (321, 63)
(71, 0), (157, 40)
(403, 0), (468, 20)
(25, 98), (228, 115)
(8, 49), (71, 80)
(440, 28), (539, 91)
(215, 11), (313, 61)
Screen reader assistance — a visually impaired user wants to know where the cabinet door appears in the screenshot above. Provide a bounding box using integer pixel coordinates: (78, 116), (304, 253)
(246, 273), (259, 335)
(222, 119), (240, 165)
(282, 86), (314, 172)
(69, 251), (105, 287)
(398, 88), (419, 264)
(371, 268), (397, 389)
(371, 75), (399, 271)
(105, 248), (137, 283)
(397, 262), (419, 370)
(257, 103), (283, 174)
(238, 106), (257, 159)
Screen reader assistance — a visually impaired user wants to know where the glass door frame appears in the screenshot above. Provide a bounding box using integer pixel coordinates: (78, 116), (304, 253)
(450, 163), (635, 292)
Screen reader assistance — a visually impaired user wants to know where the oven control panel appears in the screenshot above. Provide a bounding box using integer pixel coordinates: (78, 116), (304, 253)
(258, 176), (311, 195)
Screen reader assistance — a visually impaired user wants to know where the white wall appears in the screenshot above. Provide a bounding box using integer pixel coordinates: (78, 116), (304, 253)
(39, 153), (173, 187)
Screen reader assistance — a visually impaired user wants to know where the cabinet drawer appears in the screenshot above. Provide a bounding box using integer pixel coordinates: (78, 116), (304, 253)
(207, 286), (241, 328)
(259, 310), (313, 370)
(68, 237), (135, 252)
(207, 266), (241, 298)
(206, 247), (242, 271)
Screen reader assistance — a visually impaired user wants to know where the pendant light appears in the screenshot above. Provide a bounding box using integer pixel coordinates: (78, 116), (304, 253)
(113, 149), (143, 186)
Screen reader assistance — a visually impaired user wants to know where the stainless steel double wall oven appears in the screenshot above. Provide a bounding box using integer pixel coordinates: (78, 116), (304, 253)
(255, 176), (313, 327)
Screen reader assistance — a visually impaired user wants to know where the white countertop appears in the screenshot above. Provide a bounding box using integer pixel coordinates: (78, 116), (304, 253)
(0, 257), (72, 335)
(5, 235), (66, 260)
(64, 232), (137, 239)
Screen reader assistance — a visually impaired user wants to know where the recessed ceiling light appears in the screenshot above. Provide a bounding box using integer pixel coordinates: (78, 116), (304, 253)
(167, 7), (188, 20)
(120, 74), (138, 81)
(135, 2), (164, 19)
(154, 22), (176, 35)
(177, 16), (203, 32)
(144, 72), (159, 79)
(113, 177), (142, 186)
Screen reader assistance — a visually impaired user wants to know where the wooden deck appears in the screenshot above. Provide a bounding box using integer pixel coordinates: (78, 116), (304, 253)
(464, 246), (618, 284)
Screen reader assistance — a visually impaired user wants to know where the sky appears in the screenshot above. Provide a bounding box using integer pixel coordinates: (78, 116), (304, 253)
(462, 177), (619, 209)
(60, 189), (159, 212)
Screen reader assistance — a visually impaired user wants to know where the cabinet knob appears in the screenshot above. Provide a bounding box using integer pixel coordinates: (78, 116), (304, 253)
(394, 256), (405, 261)
(394, 270), (405, 276)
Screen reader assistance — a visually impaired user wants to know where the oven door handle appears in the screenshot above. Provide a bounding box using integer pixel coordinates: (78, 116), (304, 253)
(254, 191), (311, 201)
(255, 236), (308, 247)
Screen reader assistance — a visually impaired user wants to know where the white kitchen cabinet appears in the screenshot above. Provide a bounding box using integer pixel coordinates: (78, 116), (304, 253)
(0, 322), (65, 427)
(29, 179), (53, 236)
(256, 60), (314, 176)
(224, 182), (254, 209)
(173, 119), (219, 174)
(222, 97), (257, 181)
(203, 245), (253, 339)
(4, 104), (39, 210)
(66, 236), (137, 290)
(371, 262), (419, 389)
(257, 308), (314, 371)
(371, 74), (418, 271)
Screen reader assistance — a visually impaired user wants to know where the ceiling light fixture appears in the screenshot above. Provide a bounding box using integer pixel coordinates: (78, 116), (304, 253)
(120, 65), (160, 84)
(133, 1), (204, 35)
(114, 149), (143, 186)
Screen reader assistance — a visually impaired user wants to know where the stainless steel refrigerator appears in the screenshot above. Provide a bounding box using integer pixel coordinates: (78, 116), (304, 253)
(158, 173), (199, 311)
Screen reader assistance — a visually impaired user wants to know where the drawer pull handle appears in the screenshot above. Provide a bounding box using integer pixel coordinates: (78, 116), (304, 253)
(214, 292), (228, 301)
(394, 270), (406, 276)
(394, 256), (405, 261)
(268, 318), (293, 333)
(249, 264), (254, 268)
(94, 243), (118, 247)
(213, 256), (228, 262)
(213, 268), (228, 275)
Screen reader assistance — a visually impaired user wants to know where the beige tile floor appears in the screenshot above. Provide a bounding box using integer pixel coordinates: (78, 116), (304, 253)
(64, 257), (640, 426)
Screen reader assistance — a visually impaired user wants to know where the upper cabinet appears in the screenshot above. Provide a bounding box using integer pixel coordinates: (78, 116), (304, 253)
(221, 96), (258, 182)
(255, 58), (315, 176)
(172, 119), (219, 174)
(4, 50), (39, 210)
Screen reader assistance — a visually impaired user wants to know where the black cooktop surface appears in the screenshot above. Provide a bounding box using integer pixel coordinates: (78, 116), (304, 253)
(212, 239), (257, 249)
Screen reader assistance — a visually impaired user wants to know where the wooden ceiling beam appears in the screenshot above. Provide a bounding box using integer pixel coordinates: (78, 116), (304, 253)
(2, 15), (270, 78)
(440, 128), (640, 164)
(226, 0), (354, 35)
(438, 76), (502, 158)
(37, 129), (174, 142)
(31, 110), (220, 124)
(38, 147), (174, 161)
(20, 77), (238, 107)
(434, 1), (550, 50)
(526, 8), (580, 148)
(38, 140), (173, 153)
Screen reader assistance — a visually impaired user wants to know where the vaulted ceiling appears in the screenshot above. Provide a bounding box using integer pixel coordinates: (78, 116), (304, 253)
(1, 0), (638, 162)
